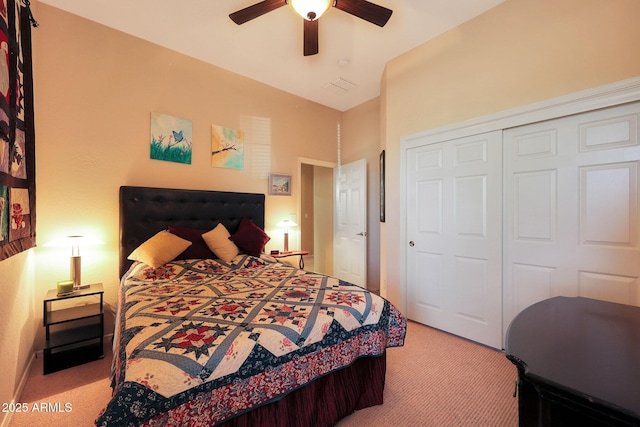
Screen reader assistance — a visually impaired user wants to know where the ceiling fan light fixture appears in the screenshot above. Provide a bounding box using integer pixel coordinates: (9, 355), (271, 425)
(288, 0), (332, 21)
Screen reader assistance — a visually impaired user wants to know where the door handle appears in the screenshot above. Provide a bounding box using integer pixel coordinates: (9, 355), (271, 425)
(409, 241), (415, 247)
(357, 232), (367, 236)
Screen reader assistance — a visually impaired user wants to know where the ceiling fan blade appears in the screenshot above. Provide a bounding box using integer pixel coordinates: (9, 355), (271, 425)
(334, 0), (393, 27)
(229, 0), (287, 25)
(303, 19), (319, 56)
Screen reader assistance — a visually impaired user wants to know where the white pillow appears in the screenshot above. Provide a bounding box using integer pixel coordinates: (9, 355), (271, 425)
(128, 230), (192, 268)
(202, 223), (239, 262)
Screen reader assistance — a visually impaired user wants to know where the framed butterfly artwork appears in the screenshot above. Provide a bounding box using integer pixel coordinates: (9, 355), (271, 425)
(149, 112), (193, 164)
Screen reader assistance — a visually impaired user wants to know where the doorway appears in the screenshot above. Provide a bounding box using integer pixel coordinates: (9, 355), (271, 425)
(299, 158), (335, 275)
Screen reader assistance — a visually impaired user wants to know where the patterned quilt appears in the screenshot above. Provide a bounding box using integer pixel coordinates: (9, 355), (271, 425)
(96, 255), (406, 426)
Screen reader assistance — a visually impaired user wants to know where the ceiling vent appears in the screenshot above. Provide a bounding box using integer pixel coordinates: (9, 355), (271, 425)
(323, 77), (357, 95)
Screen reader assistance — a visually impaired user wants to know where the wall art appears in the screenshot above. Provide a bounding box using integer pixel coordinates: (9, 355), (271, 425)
(269, 174), (291, 196)
(0, 1), (37, 260)
(150, 112), (193, 164)
(211, 124), (244, 169)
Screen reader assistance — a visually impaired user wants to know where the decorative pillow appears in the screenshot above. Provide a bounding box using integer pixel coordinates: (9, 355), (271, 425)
(127, 230), (192, 268)
(229, 217), (270, 256)
(168, 225), (216, 260)
(202, 223), (239, 262)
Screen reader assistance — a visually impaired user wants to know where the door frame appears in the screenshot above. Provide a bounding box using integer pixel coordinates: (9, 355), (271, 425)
(399, 76), (640, 316)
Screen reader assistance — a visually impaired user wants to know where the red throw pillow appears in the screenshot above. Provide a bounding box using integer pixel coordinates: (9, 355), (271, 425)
(229, 217), (270, 256)
(168, 225), (216, 260)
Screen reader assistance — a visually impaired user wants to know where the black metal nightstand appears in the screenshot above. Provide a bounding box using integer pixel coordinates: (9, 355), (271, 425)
(43, 283), (104, 374)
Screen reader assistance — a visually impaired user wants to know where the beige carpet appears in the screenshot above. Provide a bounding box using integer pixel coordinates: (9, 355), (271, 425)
(10, 321), (517, 427)
(338, 321), (518, 426)
(9, 343), (113, 427)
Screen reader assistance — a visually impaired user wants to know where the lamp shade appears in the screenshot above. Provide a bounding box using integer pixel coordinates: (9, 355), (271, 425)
(288, 0), (332, 21)
(46, 235), (103, 250)
(45, 235), (103, 289)
(277, 219), (298, 229)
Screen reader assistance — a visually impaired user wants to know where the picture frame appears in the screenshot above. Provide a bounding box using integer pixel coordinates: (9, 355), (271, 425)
(380, 150), (385, 222)
(149, 112), (193, 165)
(211, 124), (244, 170)
(269, 174), (292, 196)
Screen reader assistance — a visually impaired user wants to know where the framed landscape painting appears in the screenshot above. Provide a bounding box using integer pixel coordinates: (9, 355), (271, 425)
(269, 174), (291, 196)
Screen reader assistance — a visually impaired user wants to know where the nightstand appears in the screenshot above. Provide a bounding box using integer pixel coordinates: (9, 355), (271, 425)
(43, 283), (104, 374)
(273, 250), (309, 269)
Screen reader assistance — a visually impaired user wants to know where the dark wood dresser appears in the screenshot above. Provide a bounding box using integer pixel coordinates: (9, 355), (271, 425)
(505, 296), (640, 426)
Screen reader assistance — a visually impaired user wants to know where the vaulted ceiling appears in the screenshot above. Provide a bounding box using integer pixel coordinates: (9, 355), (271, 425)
(38, 0), (506, 111)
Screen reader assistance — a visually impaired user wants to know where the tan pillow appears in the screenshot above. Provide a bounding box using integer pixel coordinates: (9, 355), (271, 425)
(202, 223), (239, 262)
(127, 230), (192, 268)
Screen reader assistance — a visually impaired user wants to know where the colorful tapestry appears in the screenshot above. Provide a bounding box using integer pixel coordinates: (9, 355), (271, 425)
(96, 255), (406, 426)
(0, 0), (36, 260)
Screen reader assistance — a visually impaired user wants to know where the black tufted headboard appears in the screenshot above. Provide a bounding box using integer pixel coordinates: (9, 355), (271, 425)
(119, 186), (265, 278)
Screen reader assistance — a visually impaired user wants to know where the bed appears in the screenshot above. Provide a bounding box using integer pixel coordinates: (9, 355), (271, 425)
(96, 186), (406, 427)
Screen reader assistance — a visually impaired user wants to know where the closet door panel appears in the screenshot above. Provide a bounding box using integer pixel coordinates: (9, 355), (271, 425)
(504, 102), (640, 331)
(407, 131), (503, 349)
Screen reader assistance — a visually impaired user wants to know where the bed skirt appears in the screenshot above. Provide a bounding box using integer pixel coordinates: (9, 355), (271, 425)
(219, 354), (386, 427)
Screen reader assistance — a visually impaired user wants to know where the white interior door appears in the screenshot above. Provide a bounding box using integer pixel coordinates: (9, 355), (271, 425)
(504, 102), (640, 330)
(334, 159), (367, 287)
(406, 131), (503, 349)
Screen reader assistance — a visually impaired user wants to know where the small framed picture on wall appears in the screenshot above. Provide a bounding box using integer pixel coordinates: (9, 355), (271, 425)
(269, 174), (292, 196)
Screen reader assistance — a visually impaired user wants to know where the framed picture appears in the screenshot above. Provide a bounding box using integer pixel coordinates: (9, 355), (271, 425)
(150, 112), (193, 165)
(211, 124), (244, 170)
(269, 174), (292, 196)
(380, 150), (385, 222)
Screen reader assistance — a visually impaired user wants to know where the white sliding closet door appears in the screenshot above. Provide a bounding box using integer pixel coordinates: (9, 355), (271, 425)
(503, 102), (640, 331)
(406, 131), (503, 349)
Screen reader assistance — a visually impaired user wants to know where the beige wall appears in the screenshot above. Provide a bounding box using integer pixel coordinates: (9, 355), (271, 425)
(0, 251), (35, 425)
(381, 0), (640, 306)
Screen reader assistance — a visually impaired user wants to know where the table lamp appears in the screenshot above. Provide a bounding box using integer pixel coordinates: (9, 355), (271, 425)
(276, 219), (297, 252)
(47, 235), (102, 290)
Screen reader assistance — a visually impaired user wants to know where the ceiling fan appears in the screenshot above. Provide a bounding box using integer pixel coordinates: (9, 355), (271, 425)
(229, 0), (393, 56)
